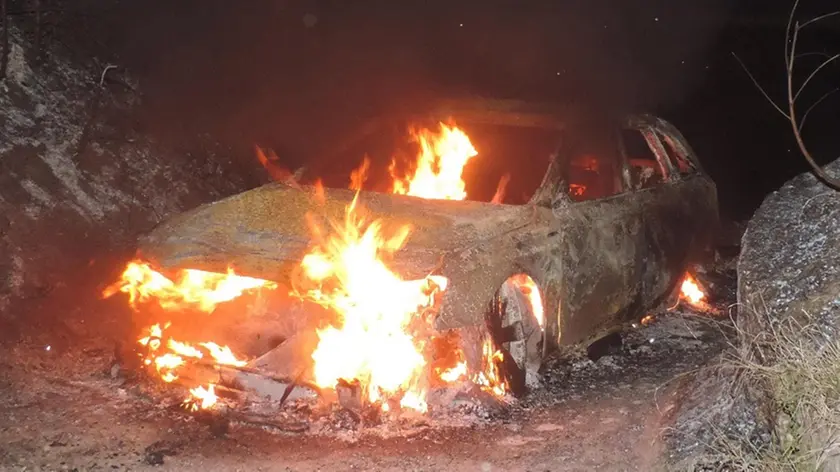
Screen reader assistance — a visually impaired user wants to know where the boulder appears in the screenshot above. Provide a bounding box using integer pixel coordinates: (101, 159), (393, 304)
(738, 159), (840, 341)
(662, 159), (840, 470)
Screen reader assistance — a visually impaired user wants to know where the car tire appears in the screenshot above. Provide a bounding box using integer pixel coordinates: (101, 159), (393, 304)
(491, 278), (543, 396)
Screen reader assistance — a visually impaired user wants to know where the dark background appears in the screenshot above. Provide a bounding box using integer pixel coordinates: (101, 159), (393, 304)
(49, 0), (840, 220)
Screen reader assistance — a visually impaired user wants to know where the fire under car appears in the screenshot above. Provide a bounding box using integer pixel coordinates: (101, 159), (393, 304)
(135, 98), (719, 397)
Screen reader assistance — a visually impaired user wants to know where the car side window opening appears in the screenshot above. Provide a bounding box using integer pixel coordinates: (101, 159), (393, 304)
(621, 128), (668, 191)
(562, 126), (625, 202)
(657, 130), (696, 175)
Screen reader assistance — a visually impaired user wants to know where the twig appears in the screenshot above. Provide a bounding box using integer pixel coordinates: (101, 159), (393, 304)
(278, 368), (307, 408)
(732, 0), (840, 190)
(99, 63), (116, 87)
(731, 52), (788, 119)
(799, 87), (839, 132)
(72, 64), (116, 162)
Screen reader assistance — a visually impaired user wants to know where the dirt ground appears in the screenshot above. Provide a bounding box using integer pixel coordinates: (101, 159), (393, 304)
(0, 261), (734, 472)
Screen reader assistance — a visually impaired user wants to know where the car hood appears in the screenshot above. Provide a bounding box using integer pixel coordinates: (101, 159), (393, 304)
(138, 183), (534, 282)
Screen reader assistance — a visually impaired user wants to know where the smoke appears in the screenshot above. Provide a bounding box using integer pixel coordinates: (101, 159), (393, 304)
(89, 0), (734, 162)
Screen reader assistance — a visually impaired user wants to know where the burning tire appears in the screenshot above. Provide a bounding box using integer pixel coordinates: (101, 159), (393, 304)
(490, 275), (544, 396)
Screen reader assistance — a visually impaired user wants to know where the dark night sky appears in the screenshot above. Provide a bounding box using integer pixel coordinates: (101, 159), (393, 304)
(73, 0), (840, 220)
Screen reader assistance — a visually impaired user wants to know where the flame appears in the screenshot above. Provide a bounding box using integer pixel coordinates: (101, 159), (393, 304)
(294, 193), (447, 413)
(350, 157), (371, 191)
(438, 360), (468, 383)
(103, 260), (276, 313)
(389, 123), (478, 201)
(184, 384), (218, 412)
(508, 274), (544, 328)
(472, 337), (507, 397)
(679, 273), (711, 311)
(132, 310), (248, 409)
(295, 122), (514, 410)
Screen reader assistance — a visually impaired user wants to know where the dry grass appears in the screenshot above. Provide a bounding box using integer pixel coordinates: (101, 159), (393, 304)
(714, 312), (840, 471)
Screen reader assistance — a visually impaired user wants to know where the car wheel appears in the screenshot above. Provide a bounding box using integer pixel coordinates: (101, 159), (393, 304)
(491, 277), (544, 396)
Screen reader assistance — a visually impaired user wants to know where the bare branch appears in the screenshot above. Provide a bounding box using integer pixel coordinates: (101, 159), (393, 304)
(782, 2), (840, 189)
(794, 51), (835, 61)
(799, 10), (840, 29)
(784, 0), (800, 71)
(799, 88), (839, 132)
(794, 52), (840, 102)
(731, 52), (789, 119)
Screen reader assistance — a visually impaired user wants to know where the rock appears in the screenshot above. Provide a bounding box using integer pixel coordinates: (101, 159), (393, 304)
(659, 356), (773, 470)
(663, 159), (840, 470)
(737, 158), (840, 470)
(0, 25), (261, 329)
(738, 158), (840, 341)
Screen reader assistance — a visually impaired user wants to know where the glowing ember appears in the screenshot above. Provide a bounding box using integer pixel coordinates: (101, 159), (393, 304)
(640, 314), (655, 325)
(103, 260), (276, 313)
(390, 122), (478, 201)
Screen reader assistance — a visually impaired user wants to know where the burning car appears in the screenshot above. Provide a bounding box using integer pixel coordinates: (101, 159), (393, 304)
(109, 99), (718, 412)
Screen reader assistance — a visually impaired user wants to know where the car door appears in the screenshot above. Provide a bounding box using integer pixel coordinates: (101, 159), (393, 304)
(551, 123), (647, 344)
(622, 117), (715, 308)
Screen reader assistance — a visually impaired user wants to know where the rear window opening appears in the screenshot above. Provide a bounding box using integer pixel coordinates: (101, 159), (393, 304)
(311, 118), (562, 205)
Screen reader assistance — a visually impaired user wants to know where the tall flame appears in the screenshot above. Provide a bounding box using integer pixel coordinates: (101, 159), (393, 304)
(294, 122), (512, 411)
(389, 123), (478, 201)
(295, 193), (448, 412)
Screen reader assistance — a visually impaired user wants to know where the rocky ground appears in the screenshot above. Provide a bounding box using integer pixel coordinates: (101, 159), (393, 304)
(0, 257), (736, 471)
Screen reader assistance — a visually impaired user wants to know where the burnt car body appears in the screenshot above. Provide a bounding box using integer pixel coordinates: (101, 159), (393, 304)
(138, 99), (718, 394)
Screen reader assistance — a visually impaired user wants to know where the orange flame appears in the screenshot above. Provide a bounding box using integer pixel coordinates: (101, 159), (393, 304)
(508, 274), (544, 328)
(295, 193), (448, 412)
(390, 123), (478, 201)
(184, 384), (218, 412)
(291, 122), (513, 410)
(103, 261), (276, 313)
(472, 337), (507, 397)
(438, 360), (468, 383)
(679, 273), (711, 311)
(350, 157), (371, 191)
